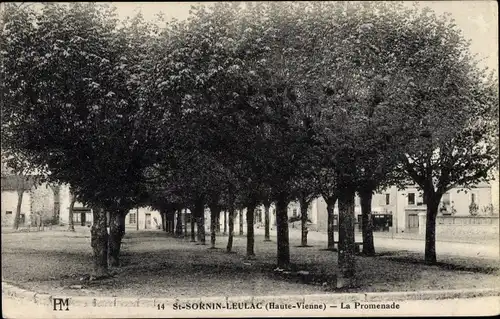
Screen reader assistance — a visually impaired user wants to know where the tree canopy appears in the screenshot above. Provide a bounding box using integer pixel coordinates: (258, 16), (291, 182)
(1, 1), (498, 280)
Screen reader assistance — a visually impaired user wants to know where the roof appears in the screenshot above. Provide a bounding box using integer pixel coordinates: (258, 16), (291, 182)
(0, 175), (36, 192)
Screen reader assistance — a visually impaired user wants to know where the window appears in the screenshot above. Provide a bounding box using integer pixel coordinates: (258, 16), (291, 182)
(471, 193), (476, 203)
(385, 194), (390, 205)
(73, 213), (81, 222)
(292, 208), (297, 217)
(129, 213), (137, 224)
(408, 193), (415, 205)
(6, 211), (12, 215)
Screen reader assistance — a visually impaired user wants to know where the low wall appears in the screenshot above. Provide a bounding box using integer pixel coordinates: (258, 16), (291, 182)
(434, 216), (499, 241)
(435, 223), (499, 241)
(436, 215), (498, 225)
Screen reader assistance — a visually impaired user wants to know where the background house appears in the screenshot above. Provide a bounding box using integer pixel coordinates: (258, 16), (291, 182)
(135, 173), (498, 236)
(1, 175), (35, 226)
(126, 207), (162, 230)
(1, 172), (92, 227)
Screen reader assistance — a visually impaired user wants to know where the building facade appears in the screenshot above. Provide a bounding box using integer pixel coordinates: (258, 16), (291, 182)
(126, 175), (498, 235)
(125, 207), (162, 230)
(1, 175), (92, 227)
(3, 169), (497, 234)
(309, 180), (498, 233)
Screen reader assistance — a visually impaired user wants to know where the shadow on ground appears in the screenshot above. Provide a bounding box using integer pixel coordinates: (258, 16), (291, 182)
(2, 229), (499, 297)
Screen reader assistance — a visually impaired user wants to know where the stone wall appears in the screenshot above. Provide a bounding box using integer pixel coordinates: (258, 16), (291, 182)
(1, 190), (31, 226)
(30, 183), (55, 224)
(436, 223), (499, 242)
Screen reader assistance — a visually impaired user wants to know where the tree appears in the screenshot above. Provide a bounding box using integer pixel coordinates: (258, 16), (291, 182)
(68, 191), (77, 231)
(11, 174), (31, 230)
(108, 209), (126, 267)
(261, 192), (273, 242)
(291, 174), (320, 247)
(229, 2), (324, 268)
(1, 3), (161, 275)
(318, 172), (339, 250)
(352, 4), (500, 264)
(91, 207), (108, 277)
(208, 194), (222, 249)
(245, 202), (256, 258)
(175, 209), (183, 236)
(296, 1), (379, 286)
(223, 187), (238, 253)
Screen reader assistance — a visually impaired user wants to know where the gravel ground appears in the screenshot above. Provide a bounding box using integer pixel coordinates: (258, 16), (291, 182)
(2, 227), (499, 298)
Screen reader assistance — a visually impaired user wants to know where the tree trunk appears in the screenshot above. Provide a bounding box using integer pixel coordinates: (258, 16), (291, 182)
(209, 204), (220, 248)
(227, 208), (235, 253)
(165, 211), (170, 232)
(359, 189), (375, 256)
(175, 210), (183, 236)
(246, 202), (256, 258)
(161, 211), (166, 231)
(12, 190), (24, 230)
(108, 210), (126, 267)
(52, 185), (60, 225)
(264, 203), (271, 241)
(195, 201), (206, 244)
(136, 208), (139, 231)
(215, 213), (221, 234)
(324, 195), (337, 250)
(168, 210), (175, 233)
(197, 215), (206, 244)
(336, 188), (356, 288)
(190, 212), (196, 242)
(223, 210), (228, 235)
(183, 209), (188, 236)
(424, 192), (441, 264)
(68, 196), (76, 232)
(300, 196), (309, 247)
(276, 195), (290, 268)
(91, 208), (109, 277)
(239, 209), (244, 235)
(170, 211), (174, 232)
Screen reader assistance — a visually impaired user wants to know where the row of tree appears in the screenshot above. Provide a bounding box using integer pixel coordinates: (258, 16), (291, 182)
(1, 2), (498, 287)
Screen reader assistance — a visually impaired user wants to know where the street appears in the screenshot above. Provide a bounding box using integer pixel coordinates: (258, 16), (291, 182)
(273, 228), (500, 260)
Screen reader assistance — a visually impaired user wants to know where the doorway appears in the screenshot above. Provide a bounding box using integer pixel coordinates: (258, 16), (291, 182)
(145, 213), (152, 230)
(407, 213), (419, 232)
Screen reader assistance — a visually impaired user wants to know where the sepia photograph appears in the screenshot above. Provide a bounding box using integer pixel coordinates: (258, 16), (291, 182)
(1, 1), (499, 318)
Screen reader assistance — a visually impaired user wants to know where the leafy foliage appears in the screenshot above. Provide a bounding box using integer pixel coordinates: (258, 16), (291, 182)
(1, 2), (497, 269)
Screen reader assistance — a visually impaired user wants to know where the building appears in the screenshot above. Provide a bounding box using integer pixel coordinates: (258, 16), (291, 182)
(126, 207), (162, 230)
(1, 175), (34, 226)
(1, 174), (92, 227)
(129, 175), (497, 235)
(308, 179), (498, 233)
(206, 177), (498, 235)
(3, 166), (497, 234)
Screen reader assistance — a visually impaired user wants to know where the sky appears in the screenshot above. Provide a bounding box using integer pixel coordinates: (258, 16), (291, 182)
(110, 1), (498, 72)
